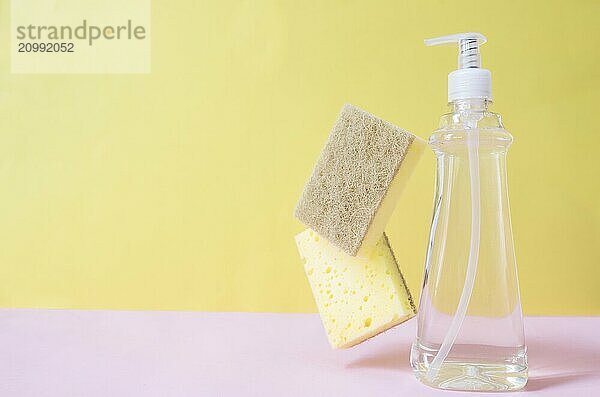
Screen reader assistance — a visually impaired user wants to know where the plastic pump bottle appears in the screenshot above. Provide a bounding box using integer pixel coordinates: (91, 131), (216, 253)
(410, 33), (528, 392)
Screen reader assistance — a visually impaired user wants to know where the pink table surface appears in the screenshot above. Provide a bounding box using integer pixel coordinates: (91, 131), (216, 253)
(0, 310), (598, 396)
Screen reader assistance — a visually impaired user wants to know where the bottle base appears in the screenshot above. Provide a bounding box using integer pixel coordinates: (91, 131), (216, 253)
(410, 342), (528, 392)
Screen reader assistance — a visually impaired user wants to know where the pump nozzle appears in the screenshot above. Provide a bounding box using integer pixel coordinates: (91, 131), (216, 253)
(425, 32), (491, 102)
(425, 33), (486, 69)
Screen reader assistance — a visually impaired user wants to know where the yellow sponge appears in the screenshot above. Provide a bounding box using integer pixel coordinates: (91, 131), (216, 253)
(295, 228), (416, 348)
(294, 104), (424, 256)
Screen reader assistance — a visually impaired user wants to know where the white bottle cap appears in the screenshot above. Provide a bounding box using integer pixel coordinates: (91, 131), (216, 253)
(425, 33), (492, 102)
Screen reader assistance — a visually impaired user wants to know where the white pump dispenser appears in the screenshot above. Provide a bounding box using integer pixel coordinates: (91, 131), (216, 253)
(411, 33), (527, 392)
(425, 33), (491, 102)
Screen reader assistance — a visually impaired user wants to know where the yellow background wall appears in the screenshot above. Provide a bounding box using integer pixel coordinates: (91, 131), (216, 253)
(0, 1), (598, 314)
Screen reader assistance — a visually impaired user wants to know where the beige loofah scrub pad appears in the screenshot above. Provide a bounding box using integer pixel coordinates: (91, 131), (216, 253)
(295, 104), (424, 256)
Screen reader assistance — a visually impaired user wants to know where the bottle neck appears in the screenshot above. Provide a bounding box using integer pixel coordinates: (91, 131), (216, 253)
(432, 96), (511, 154)
(450, 98), (491, 112)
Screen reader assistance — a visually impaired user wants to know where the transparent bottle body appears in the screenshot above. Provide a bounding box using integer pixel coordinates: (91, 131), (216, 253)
(411, 99), (527, 391)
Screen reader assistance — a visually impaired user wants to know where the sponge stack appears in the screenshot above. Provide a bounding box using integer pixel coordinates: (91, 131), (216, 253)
(294, 104), (424, 349)
(295, 104), (424, 257)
